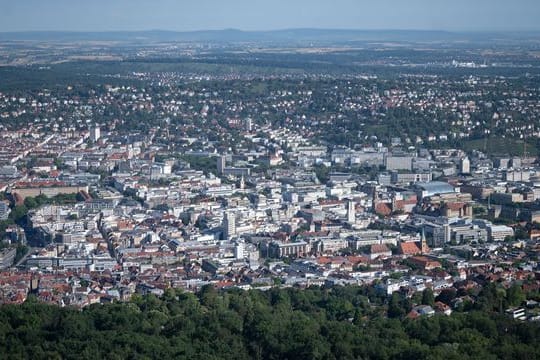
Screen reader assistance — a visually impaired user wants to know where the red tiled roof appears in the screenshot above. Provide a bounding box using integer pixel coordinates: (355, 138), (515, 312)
(399, 241), (421, 255)
(16, 180), (67, 187)
(371, 244), (390, 254)
(406, 310), (420, 319)
(445, 202), (465, 211)
(375, 202), (392, 216)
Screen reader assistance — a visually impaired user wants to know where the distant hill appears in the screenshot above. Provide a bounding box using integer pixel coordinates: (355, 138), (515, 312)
(0, 28), (538, 44)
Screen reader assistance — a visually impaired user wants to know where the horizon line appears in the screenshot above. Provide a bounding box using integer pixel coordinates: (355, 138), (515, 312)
(1, 27), (540, 34)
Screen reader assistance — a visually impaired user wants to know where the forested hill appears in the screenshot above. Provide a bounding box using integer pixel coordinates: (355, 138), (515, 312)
(0, 285), (539, 359)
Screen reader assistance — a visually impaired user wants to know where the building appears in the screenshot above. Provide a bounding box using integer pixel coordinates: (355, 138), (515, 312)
(0, 200), (11, 220)
(408, 256), (442, 270)
(391, 172), (432, 185)
(423, 223), (451, 247)
(378, 278), (410, 295)
(217, 156), (226, 174)
(460, 157), (470, 174)
(385, 155), (414, 171)
(495, 158), (510, 169)
(90, 126), (101, 142)
(348, 230), (398, 248)
(378, 173), (392, 186)
(298, 209), (325, 223)
(234, 241), (245, 260)
(268, 241), (309, 258)
(491, 192), (524, 205)
(506, 307), (526, 321)
(346, 200), (355, 223)
(11, 183), (88, 201)
(441, 202), (473, 218)
(410, 305), (435, 317)
(449, 223), (488, 244)
(243, 117), (253, 132)
(223, 212), (236, 240)
(399, 241), (421, 256)
(217, 155), (250, 177)
(460, 183), (494, 200)
(369, 244), (392, 259)
(487, 225), (514, 242)
(504, 171), (530, 182)
(311, 238), (348, 254)
(414, 181), (456, 199)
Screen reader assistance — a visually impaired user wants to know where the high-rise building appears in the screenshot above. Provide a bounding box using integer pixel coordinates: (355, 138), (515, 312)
(347, 200), (355, 223)
(217, 155), (226, 174)
(90, 126), (101, 142)
(234, 241), (245, 260)
(460, 157), (470, 174)
(244, 117), (253, 132)
(223, 212), (236, 240)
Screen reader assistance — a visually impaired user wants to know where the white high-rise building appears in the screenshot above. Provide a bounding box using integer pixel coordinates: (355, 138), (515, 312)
(460, 157), (470, 174)
(90, 126), (101, 142)
(347, 200), (355, 223)
(244, 117), (253, 132)
(234, 241), (245, 260)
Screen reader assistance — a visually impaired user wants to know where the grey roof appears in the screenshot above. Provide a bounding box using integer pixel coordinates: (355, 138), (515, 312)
(414, 181), (455, 195)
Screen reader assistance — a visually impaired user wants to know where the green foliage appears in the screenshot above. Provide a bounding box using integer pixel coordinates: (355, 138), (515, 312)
(0, 286), (538, 359)
(506, 284), (526, 308)
(9, 205), (28, 224)
(461, 138), (539, 157)
(23, 193), (80, 210)
(179, 155), (218, 175)
(436, 288), (458, 305)
(422, 288), (436, 307)
(313, 164), (330, 184)
(23, 197), (39, 210)
(13, 244), (28, 264)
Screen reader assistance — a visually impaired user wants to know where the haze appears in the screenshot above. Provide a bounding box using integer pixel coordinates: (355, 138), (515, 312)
(1, 0), (539, 33)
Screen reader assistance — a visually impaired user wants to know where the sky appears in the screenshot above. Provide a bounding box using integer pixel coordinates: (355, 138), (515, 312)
(0, 0), (539, 32)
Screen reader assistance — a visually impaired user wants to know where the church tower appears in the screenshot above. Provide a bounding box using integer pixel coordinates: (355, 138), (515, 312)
(420, 228), (430, 254)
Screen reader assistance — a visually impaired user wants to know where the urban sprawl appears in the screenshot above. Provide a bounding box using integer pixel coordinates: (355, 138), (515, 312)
(0, 64), (539, 322)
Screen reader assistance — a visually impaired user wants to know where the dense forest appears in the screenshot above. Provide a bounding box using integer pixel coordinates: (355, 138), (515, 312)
(0, 285), (539, 359)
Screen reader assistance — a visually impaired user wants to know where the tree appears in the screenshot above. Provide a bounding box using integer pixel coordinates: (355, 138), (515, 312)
(9, 205), (28, 224)
(0, 284), (538, 358)
(421, 288), (435, 307)
(199, 284), (218, 308)
(313, 164), (330, 184)
(388, 292), (406, 318)
(436, 288), (457, 305)
(507, 284), (526, 307)
(23, 197), (38, 209)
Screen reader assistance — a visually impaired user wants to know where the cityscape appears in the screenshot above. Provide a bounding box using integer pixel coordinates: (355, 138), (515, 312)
(0, 1), (540, 359)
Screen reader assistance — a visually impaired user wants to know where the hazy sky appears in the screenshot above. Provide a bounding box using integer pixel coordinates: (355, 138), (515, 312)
(1, 0), (539, 32)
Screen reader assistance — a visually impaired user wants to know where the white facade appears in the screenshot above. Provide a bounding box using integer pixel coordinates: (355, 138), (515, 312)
(90, 127), (101, 142)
